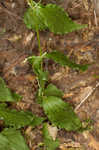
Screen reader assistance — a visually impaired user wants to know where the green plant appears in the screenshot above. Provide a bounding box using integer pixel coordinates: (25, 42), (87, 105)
(0, 0), (89, 150)
(24, 0), (88, 126)
(23, 0), (89, 149)
(0, 129), (29, 150)
(0, 77), (44, 150)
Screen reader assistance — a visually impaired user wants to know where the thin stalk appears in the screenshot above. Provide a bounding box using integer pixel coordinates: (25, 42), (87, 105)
(27, 0), (42, 56)
(27, 0), (36, 8)
(36, 28), (44, 99)
(36, 28), (42, 56)
(26, 0), (44, 102)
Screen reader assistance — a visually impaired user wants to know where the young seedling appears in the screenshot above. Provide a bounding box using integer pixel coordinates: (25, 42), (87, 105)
(0, 76), (45, 150)
(24, 0), (89, 128)
(0, 1), (90, 150)
(24, 0), (89, 149)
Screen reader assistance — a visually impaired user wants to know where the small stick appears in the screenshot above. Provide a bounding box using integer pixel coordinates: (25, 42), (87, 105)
(94, 9), (98, 26)
(75, 82), (99, 112)
(93, 0), (98, 26)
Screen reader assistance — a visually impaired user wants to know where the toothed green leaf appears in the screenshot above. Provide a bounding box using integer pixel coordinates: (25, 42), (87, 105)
(0, 128), (29, 150)
(24, 2), (87, 34)
(43, 123), (59, 150)
(30, 115), (45, 128)
(43, 96), (82, 131)
(0, 104), (44, 129)
(38, 4), (87, 34)
(38, 70), (48, 87)
(0, 134), (10, 150)
(46, 51), (89, 71)
(27, 54), (48, 97)
(44, 84), (63, 97)
(24, 6), (47, 30)
(27, 55), (42, 75)
(27, 53), (47, 75)
(0, 77), (22, 102)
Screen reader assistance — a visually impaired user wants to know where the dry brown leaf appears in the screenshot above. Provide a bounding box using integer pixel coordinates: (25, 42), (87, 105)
(63, 92), (73, 98)
(83, 131), (99, 150)
(74, 86), (93, 104)
(60, 140), (83, 150)
(8, 34), (22, 42)
(88, 134), (99, 150)
(83, 0), (89, 10)
(25, 74), (36, 82)
(25, 126), (32, 135)
(23, 32), (34, 46)
(47, 124), (58, 141)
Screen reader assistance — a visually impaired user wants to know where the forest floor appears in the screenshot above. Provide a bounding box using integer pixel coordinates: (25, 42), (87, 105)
(0, 0), (99, 150)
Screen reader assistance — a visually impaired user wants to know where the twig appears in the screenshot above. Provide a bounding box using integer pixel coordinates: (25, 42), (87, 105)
(75, 82), (99, 112)
(94, 9), (98, 26)
(93, 0), (98, 26)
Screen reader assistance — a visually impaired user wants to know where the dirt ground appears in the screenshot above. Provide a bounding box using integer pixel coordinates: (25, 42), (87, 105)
(0, 0), (99, 150)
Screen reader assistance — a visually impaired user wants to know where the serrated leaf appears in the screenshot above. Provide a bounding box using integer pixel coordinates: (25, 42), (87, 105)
(1, 128), (29, 150)
(0, 77), (22, 102)
(0, 104), (44, 129)
(27, 55), (42, 75)
(24, 2), (87, 34)
(38, 70), (48, 82)
(27, 54), (48, 101)
(43, 123), (59, 150)
(30, 115), (45, 128)
(46, 51), (89, 71)
(39, 4), (87, 34)
(27, 53), (47, 75)
(24, 6), (47, 30)
(27, 54), (48, 91)
(44, 84), (63, 97)
(43, 96), (82, 131)
(0, 134), (10, 150)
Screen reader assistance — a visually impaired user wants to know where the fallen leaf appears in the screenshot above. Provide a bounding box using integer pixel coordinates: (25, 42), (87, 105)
(47, 124), (58, 141)
(63, 92), (73, 98)
(23, 32), (34, 46)
(60, 140), (83, 150)
(83, 132), (99, 150)
(8, 34), (22, 42)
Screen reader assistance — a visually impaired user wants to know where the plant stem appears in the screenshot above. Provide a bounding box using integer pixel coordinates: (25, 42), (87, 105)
(36, 28), (43, 96)
(27, 0), (42, 56)
(27, 0), (36, 8)
(36, 28), (42, 56)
